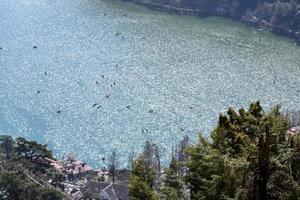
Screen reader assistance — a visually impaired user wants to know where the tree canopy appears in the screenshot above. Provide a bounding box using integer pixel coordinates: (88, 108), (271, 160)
(129, 102), (300, 200)
(0, 137), (63, 200)
(128, 156), (159, 200)
(185, 102), (300, 200)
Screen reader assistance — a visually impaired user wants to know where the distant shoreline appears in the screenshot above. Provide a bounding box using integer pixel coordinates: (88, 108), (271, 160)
(124, 0), (300, 44)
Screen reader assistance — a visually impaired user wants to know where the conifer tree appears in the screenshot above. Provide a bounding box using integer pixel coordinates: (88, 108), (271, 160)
(0, 135), (14, 160)
(185, 102), (300, 200)
(128, 156), (158, 200)
(162, 157), (183, 200)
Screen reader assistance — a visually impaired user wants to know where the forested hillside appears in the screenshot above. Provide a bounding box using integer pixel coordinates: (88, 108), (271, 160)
(127, 0), (300, 42)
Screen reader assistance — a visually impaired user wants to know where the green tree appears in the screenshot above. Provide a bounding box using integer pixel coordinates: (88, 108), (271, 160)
(185, 102), (300, 200)
(36, 188), (63, 200)
(14, 137), (53, 173)
(0, 137), (64, 200)
(186, 136), (238, 200)
(14, 137), (53, 161)
(0, 170), (62, 200)
(109, 148), (117, 184)
(0, 135), (14, 159)
(128, 156), (158, 200)
(0, 170), (28, 200)
(162, 158), (183, 200)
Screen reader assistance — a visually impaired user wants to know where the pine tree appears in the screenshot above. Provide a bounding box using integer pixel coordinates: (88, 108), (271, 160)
(128, 156), (158, 200)
(0, 135), (14, 160)
(108, 148), (117, 184)
(185, 102), (300, 200)
(162, 157), (183, 200)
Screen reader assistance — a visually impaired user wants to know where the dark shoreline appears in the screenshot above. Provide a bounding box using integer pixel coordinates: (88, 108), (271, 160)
(124, 0), (300, 44)
(124, 0), (205, 15)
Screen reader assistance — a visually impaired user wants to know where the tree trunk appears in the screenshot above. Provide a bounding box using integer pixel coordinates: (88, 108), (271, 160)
(258, 125), (270, 200)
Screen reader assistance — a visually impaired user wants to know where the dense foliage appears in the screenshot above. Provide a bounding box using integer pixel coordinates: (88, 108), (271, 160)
(162, 158), (183, 200)
(0, 170), (63, 200)
(128, 156), (159, 200)
(186, 102), (300, 200)
(129, 102), (300, 200)
(0, 136), (64, 200)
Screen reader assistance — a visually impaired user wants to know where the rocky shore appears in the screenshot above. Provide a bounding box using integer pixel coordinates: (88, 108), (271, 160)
(125, 0), (300, 43)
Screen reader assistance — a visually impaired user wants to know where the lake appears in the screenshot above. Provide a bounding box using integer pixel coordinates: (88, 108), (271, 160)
(0, 0), (300, 167)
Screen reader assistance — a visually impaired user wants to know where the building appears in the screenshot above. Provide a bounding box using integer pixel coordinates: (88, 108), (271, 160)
(287, 126), (300, 137)
(48, 155), (94, 181)
(67, 187), (83, 200)
(81, 181), (129, 200)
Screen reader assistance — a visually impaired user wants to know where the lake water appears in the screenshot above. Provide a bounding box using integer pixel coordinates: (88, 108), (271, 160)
(0, 0), (300, 167)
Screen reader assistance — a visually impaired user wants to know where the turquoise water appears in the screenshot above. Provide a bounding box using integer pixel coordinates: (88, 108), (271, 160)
(0, 0), (299, 167)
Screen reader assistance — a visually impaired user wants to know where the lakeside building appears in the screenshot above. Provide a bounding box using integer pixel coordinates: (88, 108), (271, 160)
(81, 181), (129, 200)
(287, 126), (300, 137)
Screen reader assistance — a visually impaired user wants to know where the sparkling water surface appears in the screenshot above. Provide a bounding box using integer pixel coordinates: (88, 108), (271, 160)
(0, 0), (300, 167)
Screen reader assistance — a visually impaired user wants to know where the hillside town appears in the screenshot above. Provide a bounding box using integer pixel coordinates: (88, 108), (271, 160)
(48, 154), (129, 199)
